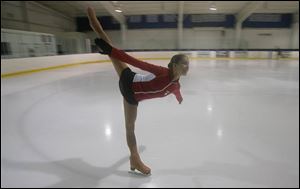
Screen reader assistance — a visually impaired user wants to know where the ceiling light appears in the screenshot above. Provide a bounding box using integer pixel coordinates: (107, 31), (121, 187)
(209, 2), (217, 11)
(115, 9), (122, 13)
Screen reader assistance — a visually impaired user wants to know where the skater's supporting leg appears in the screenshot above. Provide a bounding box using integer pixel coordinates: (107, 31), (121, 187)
(123, 98), (138, 155)
(123, 99), (151, 175)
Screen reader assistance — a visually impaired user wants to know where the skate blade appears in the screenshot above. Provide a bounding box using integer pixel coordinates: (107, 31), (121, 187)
(128, 170), (151, 176)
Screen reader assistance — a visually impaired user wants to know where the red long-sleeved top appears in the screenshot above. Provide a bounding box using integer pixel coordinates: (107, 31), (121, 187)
(110, 47), (183, 104)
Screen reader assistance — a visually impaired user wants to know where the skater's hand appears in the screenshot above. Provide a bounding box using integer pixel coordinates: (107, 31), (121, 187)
(179, 99), (183, 104)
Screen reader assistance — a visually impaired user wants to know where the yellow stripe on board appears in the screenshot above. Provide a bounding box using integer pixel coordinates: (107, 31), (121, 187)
(1, 57), (298, 78)
(1, 60), (109, 78)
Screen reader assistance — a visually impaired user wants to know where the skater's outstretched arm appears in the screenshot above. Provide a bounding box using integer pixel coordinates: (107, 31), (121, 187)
(111, 47), (168, 76)
(173, 88), (183, 104)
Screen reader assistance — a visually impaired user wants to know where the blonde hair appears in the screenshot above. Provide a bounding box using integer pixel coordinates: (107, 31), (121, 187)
(168, 54), (187, 69)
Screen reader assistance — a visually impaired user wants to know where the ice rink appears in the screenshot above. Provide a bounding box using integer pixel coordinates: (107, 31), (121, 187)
(1, 57), (299, 187)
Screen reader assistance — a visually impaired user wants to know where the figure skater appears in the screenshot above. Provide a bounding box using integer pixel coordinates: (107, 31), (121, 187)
(87, 7), (189, 175)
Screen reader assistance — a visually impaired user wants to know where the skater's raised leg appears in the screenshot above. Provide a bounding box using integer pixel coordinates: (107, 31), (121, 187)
(87, 7), (127, 77)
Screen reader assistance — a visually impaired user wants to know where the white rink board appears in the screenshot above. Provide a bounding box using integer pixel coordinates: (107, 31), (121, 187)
(1, 51), (299, 75)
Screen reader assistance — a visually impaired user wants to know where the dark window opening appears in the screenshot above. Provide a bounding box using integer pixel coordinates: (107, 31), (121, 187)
(1, 42), (12, 55)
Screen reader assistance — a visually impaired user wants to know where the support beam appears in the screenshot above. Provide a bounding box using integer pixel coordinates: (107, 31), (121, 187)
(235, 22), (242, 48)
(121, 23), (127, 49)
(177, 1), (184, 49)
(235, 1), (265, 48)
(22, 1), (30, 31)
(290, 12), (299, 49)
(236, 1), (265, 25)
